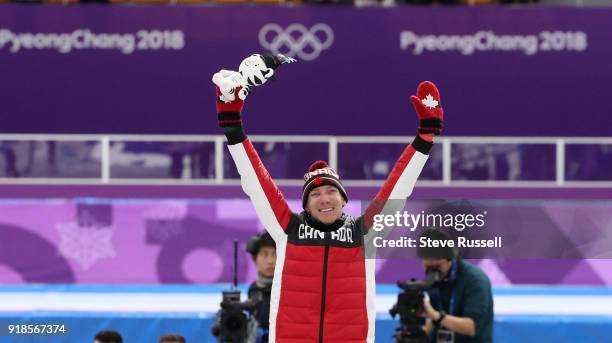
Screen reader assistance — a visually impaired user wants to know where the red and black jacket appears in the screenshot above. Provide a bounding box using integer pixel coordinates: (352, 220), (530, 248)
(226, 129), (432, 343)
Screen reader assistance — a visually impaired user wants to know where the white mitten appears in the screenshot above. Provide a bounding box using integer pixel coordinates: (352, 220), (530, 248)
(212, 69), (247, 103)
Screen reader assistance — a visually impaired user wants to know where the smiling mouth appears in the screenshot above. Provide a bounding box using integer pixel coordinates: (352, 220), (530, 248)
(319, 208), (333, 213)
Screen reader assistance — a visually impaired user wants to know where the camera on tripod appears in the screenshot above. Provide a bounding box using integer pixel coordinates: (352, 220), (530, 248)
(212, 241), (257, 343)
(389, 267), (441, 343)
(212, 289), (256, 342)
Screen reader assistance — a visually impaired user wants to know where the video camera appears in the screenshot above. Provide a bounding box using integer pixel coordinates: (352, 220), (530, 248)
(212, 289), (257, 342)
(389, 267), (441, 343)
(211, 241), (257, 343)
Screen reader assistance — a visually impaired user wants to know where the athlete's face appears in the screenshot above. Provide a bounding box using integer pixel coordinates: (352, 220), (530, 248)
(254, 246), (276, 278)
(306, 185), (345, 225)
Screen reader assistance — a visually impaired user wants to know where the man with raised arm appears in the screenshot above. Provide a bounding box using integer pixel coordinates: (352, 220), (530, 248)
(213, 69), (443, 343)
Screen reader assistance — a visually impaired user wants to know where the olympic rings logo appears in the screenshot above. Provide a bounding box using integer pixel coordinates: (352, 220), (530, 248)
(258, 23), (334, 61)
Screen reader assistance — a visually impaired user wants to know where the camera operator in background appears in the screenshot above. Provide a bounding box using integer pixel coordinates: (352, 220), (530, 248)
(245, 232), (276, 343)
(418, 229), (493, 343)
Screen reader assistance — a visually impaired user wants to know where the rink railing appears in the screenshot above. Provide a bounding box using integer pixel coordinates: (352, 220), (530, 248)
(0, 134), (611, 188)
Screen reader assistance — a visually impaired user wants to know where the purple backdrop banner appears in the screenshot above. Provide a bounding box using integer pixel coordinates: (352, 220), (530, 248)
(0, 198), (611, 286)
(0, 6), (611, 136)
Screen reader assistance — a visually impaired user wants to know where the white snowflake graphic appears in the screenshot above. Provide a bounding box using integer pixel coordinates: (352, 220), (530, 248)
(56, 222), (116, 271)
(421, 94), (439, 109)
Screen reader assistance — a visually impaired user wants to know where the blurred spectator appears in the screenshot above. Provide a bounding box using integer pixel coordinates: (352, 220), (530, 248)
(94, 330), (123, 343)
(394, 0), (538, 3)
(166, 142), (212, 179)
(259, 142), (291, 179)
(159, 334), (186, 343)
(0, 141), (60, 177)
(449, 144), (556, 181)
(46, 141), (59, 176)
(0, 142), (19, 177)
(303, 0), (353, 4)
(452, 145), (494, 180)
(500, 0), (539, 3)
(566, 144), (612, 181)
(400, 0), (461, 3)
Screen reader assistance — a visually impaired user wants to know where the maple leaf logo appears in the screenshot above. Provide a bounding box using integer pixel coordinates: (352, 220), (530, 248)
(421, 94), (439, 109)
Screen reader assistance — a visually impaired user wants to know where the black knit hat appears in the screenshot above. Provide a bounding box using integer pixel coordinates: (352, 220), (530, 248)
(246, 232), (275, 258)
(417, 229), (457, 260)
(302, 160), (348, 209)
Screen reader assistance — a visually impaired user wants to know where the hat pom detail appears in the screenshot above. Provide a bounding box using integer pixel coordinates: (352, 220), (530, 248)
(308, 160), (329, 172)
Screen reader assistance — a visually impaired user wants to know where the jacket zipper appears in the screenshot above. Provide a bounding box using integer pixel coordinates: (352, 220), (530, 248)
(318, 235), (331, 343)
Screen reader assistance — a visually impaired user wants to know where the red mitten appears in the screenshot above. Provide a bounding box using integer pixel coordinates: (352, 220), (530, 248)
(410, 81), (444, 135)
(215, 86), (245, 129)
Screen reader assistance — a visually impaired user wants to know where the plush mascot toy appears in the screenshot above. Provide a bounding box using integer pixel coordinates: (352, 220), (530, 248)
(212, 54), (296, 104)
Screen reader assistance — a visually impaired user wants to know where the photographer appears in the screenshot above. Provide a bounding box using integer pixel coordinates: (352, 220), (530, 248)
(245, 232), (276, 343)
(418, 229), (493, 343)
